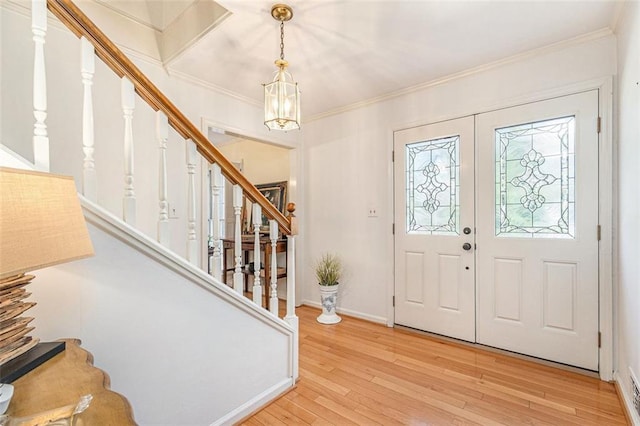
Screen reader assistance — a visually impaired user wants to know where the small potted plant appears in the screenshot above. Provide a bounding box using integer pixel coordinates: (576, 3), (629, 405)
(314, 253), (343, 324)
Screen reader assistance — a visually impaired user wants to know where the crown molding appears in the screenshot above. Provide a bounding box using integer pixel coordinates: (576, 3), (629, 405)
(92, 0), (162, 32)
(167, 68), (262, 108)
(609, 0), (628, 33)
(3, 1), (616, 124)
(307, 27), (615, 123)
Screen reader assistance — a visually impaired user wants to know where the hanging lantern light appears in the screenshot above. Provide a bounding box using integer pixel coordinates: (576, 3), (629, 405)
(264, 4), (300, 131)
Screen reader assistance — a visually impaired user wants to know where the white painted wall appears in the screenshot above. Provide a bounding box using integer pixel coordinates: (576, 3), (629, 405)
(30, 201), (293, 425)
(614, 2), (640, 422)
(218, 139), (290, 185)
(301, 34), (617, 325)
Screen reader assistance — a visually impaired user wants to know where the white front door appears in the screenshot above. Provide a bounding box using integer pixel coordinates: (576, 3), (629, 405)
(394, 91), (600, 370)
(394, 116), (476, 342)
(476, 91), (599, 370)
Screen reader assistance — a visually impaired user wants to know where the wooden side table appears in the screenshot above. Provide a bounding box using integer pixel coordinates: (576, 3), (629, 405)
(7, 339), (135, 425)
(209, 237), (287, 307)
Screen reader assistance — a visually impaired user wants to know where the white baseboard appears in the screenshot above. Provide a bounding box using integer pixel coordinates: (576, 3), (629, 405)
(614, 371), (640, 425)
(301, 300), (388, 325)
(210, 378), (294, 426)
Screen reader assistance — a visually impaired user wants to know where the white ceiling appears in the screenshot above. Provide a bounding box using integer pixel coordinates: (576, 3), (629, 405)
(94, 0), (195, 30)
(107, 0), (623, 119)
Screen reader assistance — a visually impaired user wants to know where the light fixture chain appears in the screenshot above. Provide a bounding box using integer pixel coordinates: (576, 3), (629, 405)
(280, 21), (285, 60)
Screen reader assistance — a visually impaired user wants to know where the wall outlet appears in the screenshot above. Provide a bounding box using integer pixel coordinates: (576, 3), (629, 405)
(168, 203), (179, 219)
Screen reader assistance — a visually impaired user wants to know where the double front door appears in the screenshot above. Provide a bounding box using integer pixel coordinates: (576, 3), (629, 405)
(394, 91), (599, 370)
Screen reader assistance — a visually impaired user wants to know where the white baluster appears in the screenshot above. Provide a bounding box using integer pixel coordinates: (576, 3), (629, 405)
(233, 185), (244, 294)
(32, 0), (48, 171)
(121, 77), (136, 225)
(186, 139), (198, 264)
(252, 203), (262, 306)
(80, 37), (96, 201)
(285, 234), (299, 381)
(269, 220), (279, 315)
(157, 111), (169, 245)
(210, 164), (223, 279)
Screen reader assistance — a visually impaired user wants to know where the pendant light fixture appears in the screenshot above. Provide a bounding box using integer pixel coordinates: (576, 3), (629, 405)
(263, 4), (300, 131)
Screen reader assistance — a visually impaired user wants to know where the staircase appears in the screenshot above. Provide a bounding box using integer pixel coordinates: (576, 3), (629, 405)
(0, 0), (298, 424)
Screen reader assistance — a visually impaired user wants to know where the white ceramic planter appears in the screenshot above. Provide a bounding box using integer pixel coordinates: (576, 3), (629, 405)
(317, 284), (341, 324)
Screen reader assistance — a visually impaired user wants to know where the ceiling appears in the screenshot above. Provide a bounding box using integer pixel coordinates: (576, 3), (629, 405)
(105, 0), (623, 119)
(94, 0), (194, 31)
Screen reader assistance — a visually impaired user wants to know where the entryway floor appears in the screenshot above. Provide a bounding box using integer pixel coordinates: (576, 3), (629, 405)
(243, 306), (629, 425)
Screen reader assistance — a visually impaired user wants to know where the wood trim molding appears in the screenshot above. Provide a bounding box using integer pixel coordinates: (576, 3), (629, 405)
(307, 28), (613, 123)
(614, 374), (640, 425)
(46, 0), (292, 235)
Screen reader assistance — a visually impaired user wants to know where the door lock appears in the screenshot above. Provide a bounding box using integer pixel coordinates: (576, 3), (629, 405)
(463, 227), (472, 235)
(462, 242), (472, 251)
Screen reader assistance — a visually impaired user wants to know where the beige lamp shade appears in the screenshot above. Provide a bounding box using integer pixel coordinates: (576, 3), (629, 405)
(0, 167), (94, 280)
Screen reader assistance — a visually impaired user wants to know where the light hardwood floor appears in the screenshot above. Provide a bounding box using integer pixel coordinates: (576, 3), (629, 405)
(243, 306), (629, 425)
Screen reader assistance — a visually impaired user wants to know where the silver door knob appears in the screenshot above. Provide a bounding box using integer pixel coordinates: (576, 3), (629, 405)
(462, 243), (472, 251)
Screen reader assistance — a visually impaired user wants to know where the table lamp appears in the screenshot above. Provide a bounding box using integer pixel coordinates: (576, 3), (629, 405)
(0, 167), (94, 383)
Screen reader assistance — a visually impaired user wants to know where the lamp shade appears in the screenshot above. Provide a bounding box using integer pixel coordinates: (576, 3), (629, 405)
(0, 167), (94, 280)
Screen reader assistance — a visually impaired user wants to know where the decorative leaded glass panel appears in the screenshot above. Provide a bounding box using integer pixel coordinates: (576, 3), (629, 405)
(495, 116), (575, 238)
(406, 136), (459, 235)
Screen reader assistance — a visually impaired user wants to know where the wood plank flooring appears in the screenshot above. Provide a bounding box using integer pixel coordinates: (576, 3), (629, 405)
(243, 306), (629, 425)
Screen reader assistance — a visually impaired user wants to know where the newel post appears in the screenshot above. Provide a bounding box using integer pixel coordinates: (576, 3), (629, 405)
(284, 202), (299, 381)
(269, 220), (279, 315)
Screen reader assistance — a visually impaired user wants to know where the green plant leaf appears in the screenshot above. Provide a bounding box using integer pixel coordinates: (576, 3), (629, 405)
(314, 253), (342, 286)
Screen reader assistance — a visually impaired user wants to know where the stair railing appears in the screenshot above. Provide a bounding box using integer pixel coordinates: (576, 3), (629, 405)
(28, 0), (299, 373)
(45, 0), (293, 235)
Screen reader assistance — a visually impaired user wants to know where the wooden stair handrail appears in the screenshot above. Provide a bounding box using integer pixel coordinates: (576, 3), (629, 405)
(46, 0), (293, 235)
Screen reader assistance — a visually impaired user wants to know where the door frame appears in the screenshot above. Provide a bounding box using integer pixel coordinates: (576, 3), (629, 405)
(199, 117), (305, 308)
(388, 77), (614, 380)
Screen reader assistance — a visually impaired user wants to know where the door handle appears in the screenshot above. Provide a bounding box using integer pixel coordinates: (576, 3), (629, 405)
(462, 242), (472, 251)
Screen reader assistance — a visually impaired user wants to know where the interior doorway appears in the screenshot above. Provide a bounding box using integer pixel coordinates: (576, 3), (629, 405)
(202, 126), (297, 301)
(208, 131), (292, 238)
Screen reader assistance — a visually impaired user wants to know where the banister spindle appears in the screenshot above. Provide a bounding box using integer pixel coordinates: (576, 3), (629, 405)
(252, 203), (262, 306)
(121, 77), (136, 225)
(186, 139), (198, 264)
(210, 164), (223, 280)
(80, 37), (96, 201)
(233, 185), (244, 294)
(269, 220), (279, 315)
(32, 0), (49, 171)
(157, 111), (169, 245)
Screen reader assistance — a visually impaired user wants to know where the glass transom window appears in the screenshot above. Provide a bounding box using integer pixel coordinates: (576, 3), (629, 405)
(406, 135), (459, 235)
(495, 116), (575, 238)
